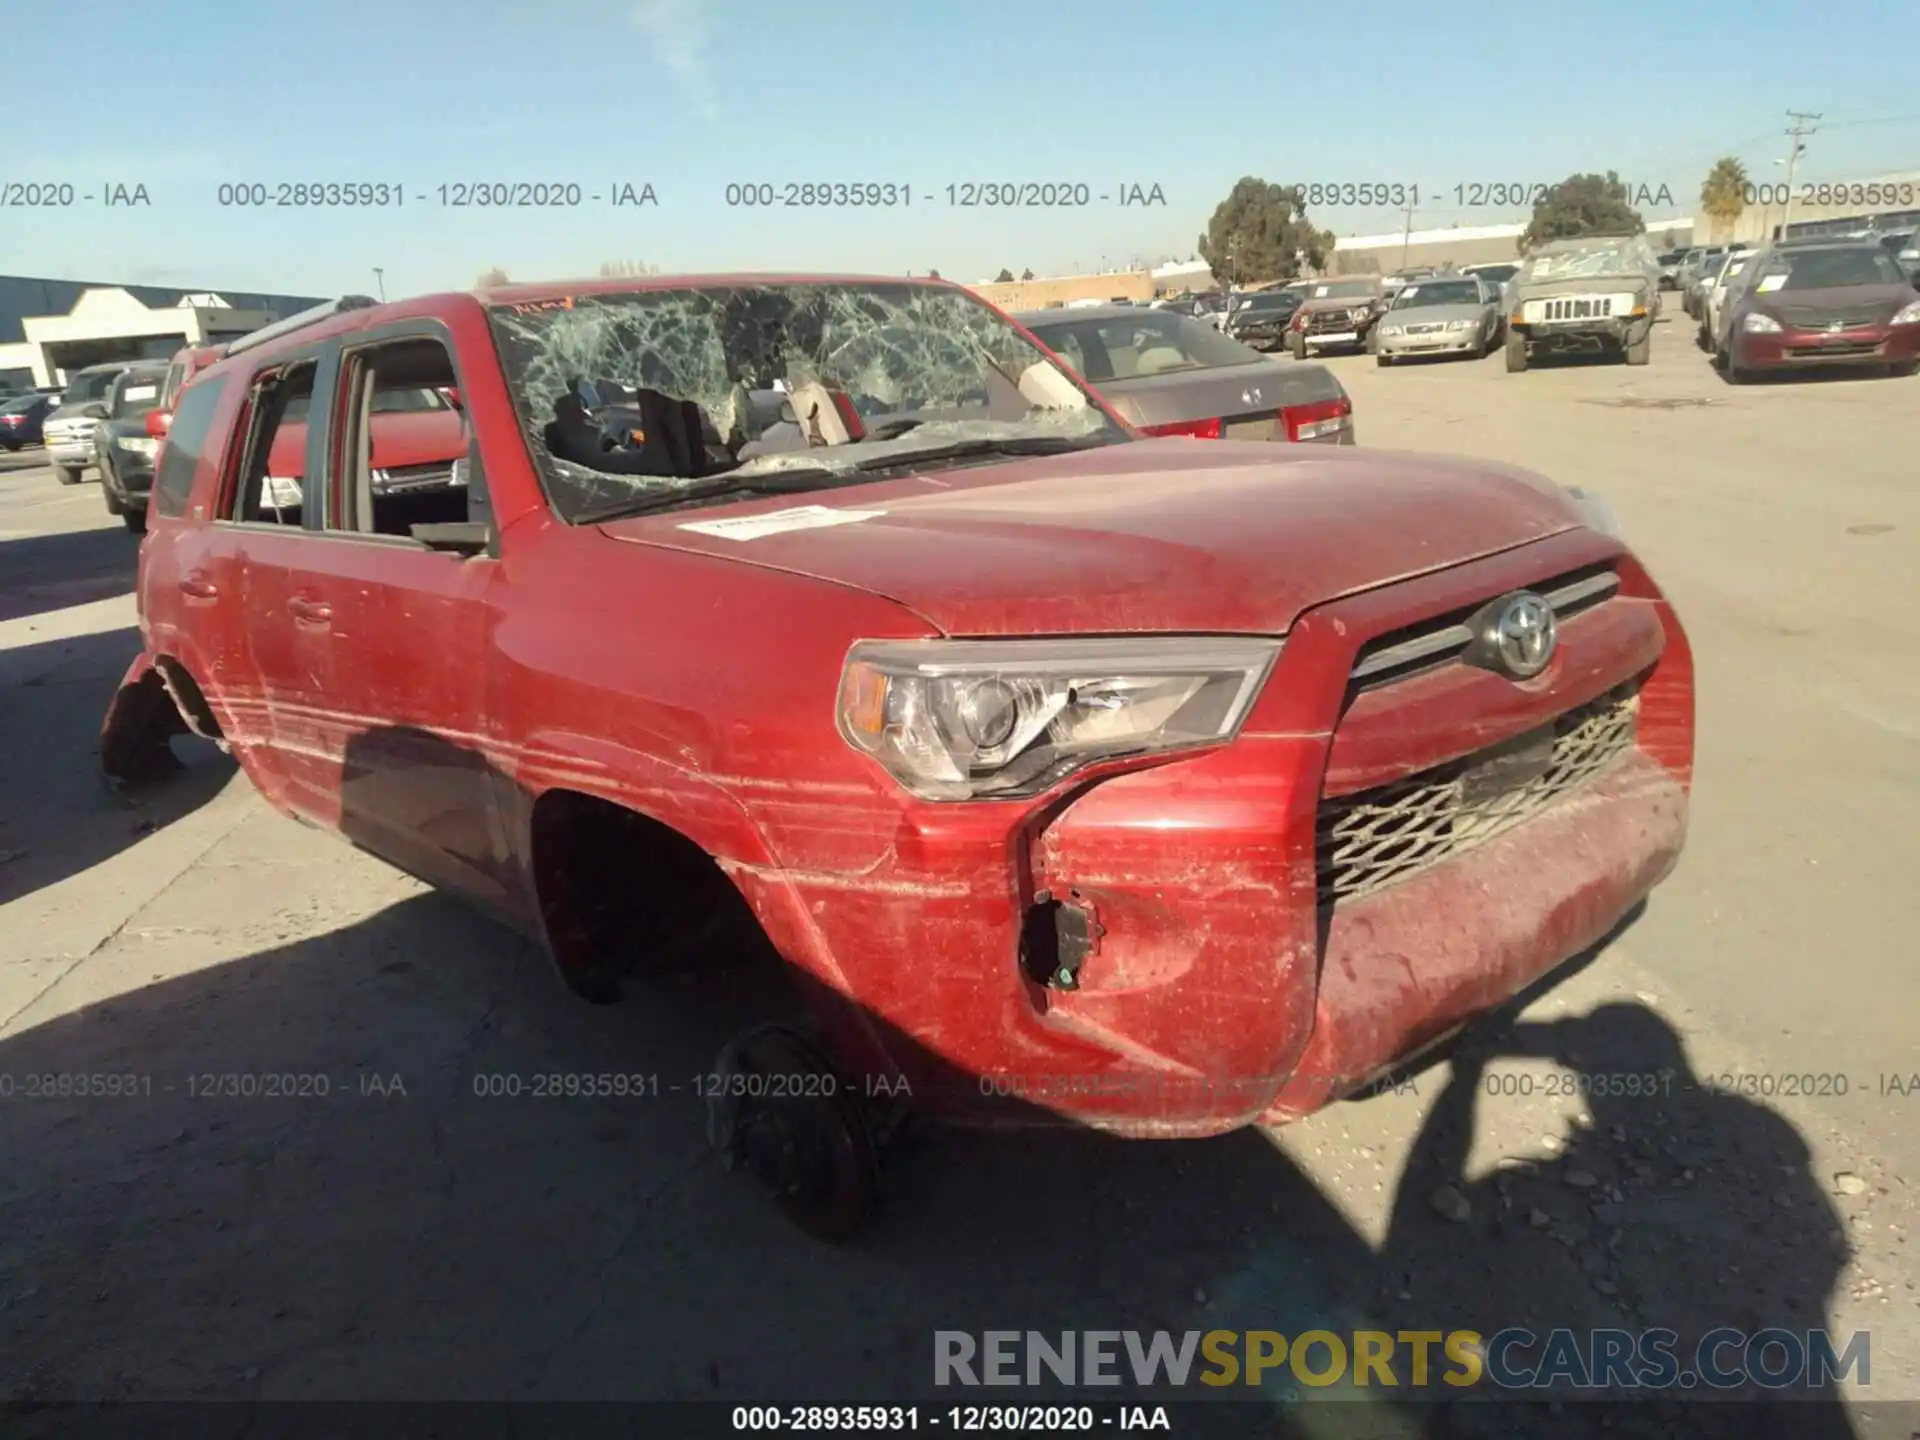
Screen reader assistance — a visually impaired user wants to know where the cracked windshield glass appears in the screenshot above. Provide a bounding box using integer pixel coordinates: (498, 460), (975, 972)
(488, 281), (1119, 519)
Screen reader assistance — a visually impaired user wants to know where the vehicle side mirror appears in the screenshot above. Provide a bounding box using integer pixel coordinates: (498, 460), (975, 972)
(146, 409), (171, 439)
(82, 403), (108, 419)
(442, 386), (463, 410)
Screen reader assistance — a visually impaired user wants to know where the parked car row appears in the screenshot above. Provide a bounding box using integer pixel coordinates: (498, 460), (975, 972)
(1695, 235), (1920, 382)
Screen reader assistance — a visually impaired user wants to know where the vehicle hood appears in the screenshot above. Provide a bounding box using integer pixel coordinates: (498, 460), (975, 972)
(1514, 273), (1652, 300)
(1748, 282), (1915, 327)
(1383, 302), (1484, 326)
(1296, 296), (1380, 316)
(1095, 360), (1344, 428)
(45, 403), (102, 425)
(598, 441), (1586, 635)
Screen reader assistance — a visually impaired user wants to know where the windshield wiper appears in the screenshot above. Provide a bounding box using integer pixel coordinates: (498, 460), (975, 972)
(845, 433), (1116, 472)
(574, 434), (1114, 523)
(573, 467), (849, 524)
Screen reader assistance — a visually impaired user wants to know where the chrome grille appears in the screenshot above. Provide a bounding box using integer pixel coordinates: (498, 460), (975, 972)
(1347, 569), (1619, 690)
(1305, 309), (1367, 334)
(1317, 689), (1640, 907)
(1785, 341), (1881, 358)
(1404, 322), (1446, 335)
(1777, 304), (1888, 328)
(1542, 296), (1615, 321)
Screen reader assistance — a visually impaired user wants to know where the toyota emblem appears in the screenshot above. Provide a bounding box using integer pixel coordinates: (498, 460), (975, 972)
(1487, 592), (1558, 679)
(1242, 387), (1263, 405)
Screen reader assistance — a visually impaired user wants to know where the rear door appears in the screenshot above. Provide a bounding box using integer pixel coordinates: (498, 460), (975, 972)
(274, 319), (508, 905)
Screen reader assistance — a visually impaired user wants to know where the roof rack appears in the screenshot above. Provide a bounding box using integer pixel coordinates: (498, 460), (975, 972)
(223, 295), (380, 359)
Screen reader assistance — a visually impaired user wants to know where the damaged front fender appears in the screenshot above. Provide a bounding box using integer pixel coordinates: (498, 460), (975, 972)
(99, 653), (187, 782)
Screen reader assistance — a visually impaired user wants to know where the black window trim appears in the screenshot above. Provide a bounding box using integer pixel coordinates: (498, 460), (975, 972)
(212, 343), (333, 531)
(312, 316), (492, 554)
(151, 374), (232, 520)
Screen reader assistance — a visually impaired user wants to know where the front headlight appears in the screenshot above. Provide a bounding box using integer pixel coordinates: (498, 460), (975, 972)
(1563, 485), (1623, 540)
(1380, 324), (1405, 337)
(837, 637), (1281, 800)
(116, 435), (158, 456)
(1892, 301), (1920, 326)
(1742, 312), (1782, 334)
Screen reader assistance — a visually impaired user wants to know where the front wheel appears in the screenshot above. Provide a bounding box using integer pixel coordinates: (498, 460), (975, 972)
(1888, 360), (1918, 378)
(1287, 333), (1306, 361)
(1505, 333), (1529, 372)
(102, 472), (124, 515)
(55, 463), (83, 486)
(706, 1025), (878, 1242)
(1376, 353), (1394, 368)
(122, 505), (147, 535)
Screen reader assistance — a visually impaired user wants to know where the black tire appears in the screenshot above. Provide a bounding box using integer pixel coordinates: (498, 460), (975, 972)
(102, 476), (124, 515)
(1505, 333), (1528, 372)
(706, 1025), (879, 1242)
(1888, 360), (1918, 378)
(1287, 332), (1306, 361)
(122, 505), (147, 535)
(0, 440), (18, 452)
(55, 463), (83, 485)
(1625, 330), (1651, 366)
(1376, 354), (1393, 368)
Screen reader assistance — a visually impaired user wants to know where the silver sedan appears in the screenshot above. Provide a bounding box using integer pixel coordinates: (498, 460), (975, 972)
(1371, 277), (1501, 365)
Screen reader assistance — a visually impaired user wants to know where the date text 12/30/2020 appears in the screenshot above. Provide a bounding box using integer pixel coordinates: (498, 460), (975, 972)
(1281, 182), (1677, 209)
(722, 182), (1166, 208)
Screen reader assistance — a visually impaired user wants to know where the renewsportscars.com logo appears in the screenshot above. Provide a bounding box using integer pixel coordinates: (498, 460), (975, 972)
(934, 1328), (1869, 1392)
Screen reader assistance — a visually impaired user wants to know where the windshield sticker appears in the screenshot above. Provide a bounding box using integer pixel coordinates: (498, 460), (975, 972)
(122, 384), (159, 402)
(1755, 274), (1788, 292)
(677, 504), (888, 541)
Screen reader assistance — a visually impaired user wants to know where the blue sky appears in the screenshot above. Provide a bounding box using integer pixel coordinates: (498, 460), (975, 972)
(7, 0), (1918, 298)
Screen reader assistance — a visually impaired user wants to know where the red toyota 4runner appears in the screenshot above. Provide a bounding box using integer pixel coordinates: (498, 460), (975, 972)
(103, 276), (1694, 1238)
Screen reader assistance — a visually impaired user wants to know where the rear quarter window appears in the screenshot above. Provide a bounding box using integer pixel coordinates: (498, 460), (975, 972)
(152, 377), (229, 519)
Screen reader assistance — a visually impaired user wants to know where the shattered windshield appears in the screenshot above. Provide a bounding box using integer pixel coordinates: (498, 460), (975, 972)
(487, 281), (1121, 522)
(1519, 238), (1657, 283)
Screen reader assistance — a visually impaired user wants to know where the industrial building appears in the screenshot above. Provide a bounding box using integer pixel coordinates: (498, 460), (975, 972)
(0, 276), (326, 391)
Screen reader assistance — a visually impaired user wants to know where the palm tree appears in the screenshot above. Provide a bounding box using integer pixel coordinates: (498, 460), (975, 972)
(1700, 158), (1749, 245)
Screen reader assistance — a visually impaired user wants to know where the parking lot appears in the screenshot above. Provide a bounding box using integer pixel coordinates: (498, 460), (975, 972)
(2, 311), (1917, 1428)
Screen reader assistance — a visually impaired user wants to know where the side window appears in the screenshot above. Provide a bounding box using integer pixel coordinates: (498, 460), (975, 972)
(328, 337), (470, 540)
(159, 358), (185, 411)
(227, 363), (317, 525)
(151, 377), (229, 519)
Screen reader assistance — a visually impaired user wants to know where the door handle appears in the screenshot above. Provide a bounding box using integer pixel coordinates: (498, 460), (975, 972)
(286, 596), (332, 624)
(177, 571), (218, 599)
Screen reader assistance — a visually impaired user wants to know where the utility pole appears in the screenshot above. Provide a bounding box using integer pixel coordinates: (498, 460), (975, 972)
(1779, 111), (1820, 238)
(1399, 201), (1416, 267)
(372, 267), (386, 301)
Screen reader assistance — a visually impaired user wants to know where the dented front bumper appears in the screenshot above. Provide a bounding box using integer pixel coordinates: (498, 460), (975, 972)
(733, 531), (1695, 1138)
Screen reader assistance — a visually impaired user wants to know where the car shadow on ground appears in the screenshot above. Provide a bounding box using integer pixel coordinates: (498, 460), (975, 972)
(0, 725), (1866, 1438)
(0, 626), (234, 909)
(0, 524), (139, 623)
